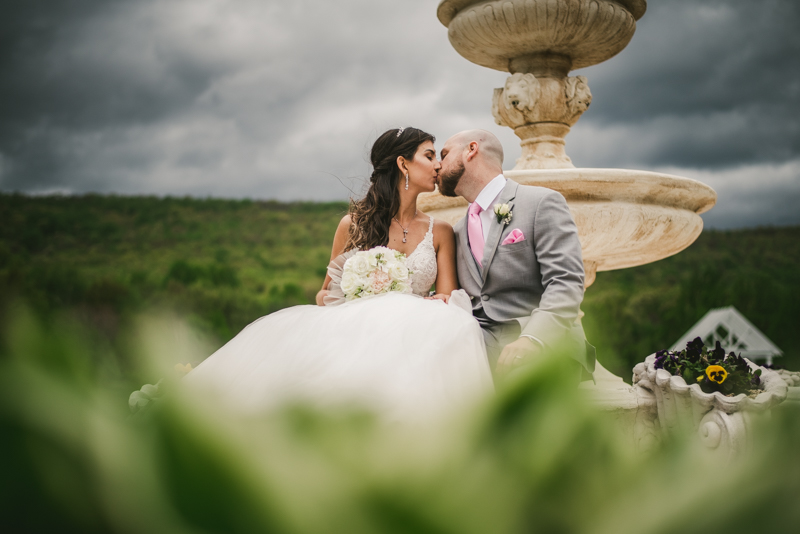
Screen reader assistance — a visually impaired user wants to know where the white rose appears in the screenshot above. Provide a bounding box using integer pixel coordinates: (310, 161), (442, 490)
(388, 262), (409, 281)
(347, 253), (373, 276)
(495, 203), (510, 216)
(340, 271), (362, 297)
(368, 251), (380, 268)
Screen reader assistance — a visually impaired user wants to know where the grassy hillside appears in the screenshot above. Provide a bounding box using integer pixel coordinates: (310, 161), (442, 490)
(0, 194), (348, 381)
(583, 226), (800, 376)
(1, 193), (797, 379)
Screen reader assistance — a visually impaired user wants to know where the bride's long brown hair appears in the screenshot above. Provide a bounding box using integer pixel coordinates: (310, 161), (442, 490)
(345, 127), (435, 252)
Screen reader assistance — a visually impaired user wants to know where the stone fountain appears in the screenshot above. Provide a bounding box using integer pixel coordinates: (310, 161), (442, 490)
(416, 0), (798, 457)
(419, 0), (716, 288)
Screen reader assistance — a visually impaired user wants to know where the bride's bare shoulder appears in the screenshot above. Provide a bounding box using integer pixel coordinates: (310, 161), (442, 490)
(432, 218), (453, 231)
(425, 214), (453, 233)
(330, 214), (353, 258)
(337, 214), (352, 230)
(421, 214), (454, 246)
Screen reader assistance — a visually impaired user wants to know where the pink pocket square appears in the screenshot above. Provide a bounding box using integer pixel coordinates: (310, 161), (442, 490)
(501, 229), (525, 245)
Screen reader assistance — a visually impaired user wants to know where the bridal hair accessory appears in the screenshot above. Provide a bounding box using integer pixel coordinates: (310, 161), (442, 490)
(338, 247), (413, 301)
(393, 210), (417, 243)
(404, 172), (409, 190)
(396, 127), (405, 137)
(494, 203), (513, 225)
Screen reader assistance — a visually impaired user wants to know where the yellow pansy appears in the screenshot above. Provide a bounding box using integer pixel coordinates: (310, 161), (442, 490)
(705, 365), (728, 384)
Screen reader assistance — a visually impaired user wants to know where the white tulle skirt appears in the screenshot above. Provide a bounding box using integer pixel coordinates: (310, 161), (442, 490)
(184, 292), (493, 420)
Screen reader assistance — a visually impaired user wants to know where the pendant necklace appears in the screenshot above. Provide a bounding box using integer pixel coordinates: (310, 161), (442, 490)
(393, 210), (417, 243)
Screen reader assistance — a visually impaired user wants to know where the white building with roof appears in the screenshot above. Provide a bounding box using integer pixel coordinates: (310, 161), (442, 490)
(671, 306), (783, 365)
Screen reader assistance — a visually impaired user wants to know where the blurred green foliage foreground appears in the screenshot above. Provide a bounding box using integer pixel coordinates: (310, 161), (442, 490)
(2, 308), (800, 533)
(2, 193), (798, 378)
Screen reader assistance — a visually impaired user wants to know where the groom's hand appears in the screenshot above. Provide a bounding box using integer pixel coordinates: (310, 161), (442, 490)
(497, 337), (541, 375)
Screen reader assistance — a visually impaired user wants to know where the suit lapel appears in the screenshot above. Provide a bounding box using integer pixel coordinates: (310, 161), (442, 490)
(480, 180), (519, 280)
(455, 218), (482, 285)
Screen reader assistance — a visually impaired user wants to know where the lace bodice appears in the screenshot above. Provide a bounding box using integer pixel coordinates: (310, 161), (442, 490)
(323, 217), (437, 305)
(406, 216), (437, 296)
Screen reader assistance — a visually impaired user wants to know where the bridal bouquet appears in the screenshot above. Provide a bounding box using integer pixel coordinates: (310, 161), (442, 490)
(340, 246), (413, 300)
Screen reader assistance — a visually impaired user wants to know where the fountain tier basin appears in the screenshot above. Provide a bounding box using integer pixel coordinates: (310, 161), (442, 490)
(438, 0), (647, 74)
(418, 168), (716, 286)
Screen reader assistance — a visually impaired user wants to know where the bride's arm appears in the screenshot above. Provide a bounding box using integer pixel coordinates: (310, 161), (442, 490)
(430, 219), (458, 301)
(316, 215), (351, 306)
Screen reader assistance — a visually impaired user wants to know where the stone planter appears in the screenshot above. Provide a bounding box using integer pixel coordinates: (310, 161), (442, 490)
(632, 355), (788, 460)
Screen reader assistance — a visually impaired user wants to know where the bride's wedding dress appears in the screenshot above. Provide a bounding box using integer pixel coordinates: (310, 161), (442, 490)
(185, 217), (493, 420)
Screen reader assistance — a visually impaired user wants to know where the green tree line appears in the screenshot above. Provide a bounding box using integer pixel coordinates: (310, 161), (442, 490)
(1, 193), (797, 379)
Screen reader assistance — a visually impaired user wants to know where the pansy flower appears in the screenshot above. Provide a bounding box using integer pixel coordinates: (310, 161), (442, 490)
(705, 365), (728, 384)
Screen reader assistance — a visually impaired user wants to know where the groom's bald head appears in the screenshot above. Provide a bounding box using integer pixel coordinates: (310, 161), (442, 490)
(446, 129), (504, 168)
(438, 129), (505, 202)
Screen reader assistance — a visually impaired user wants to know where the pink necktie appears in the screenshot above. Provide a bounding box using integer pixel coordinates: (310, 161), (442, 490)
(467, 202), (484, 265)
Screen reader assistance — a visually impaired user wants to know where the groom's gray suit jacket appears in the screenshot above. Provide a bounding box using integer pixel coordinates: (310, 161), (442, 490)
(454, 179), (595, 373)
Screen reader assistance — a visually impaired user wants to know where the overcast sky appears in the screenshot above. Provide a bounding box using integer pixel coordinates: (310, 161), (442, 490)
(1, 0), (798, 228)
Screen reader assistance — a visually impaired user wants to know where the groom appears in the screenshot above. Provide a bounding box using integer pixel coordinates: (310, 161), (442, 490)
(437, 129), (595, 378)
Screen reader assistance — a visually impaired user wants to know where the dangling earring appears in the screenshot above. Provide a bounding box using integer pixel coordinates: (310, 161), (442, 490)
(405, 172), (409, 190)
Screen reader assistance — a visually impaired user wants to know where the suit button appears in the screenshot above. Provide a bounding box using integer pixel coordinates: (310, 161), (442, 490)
(481, 294), (490, 301)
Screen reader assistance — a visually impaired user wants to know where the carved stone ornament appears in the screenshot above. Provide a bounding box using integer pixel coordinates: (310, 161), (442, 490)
(492, 73), (592, 127)
(565, 75), (592, 116)
(492, 73), (541, 128)
(492, 73), (592, 169)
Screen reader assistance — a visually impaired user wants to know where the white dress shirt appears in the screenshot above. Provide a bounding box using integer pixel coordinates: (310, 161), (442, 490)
(470, 173), (506, 242)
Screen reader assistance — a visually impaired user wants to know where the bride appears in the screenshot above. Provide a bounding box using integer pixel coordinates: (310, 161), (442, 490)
(185, 127), (493, 420)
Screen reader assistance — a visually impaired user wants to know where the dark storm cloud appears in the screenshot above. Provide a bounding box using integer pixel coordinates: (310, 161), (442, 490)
(572, 0), (800, 169)
(0, 0), (237, 191)
(0, 0), (504, 198)
(0, 1), (220, 128)
(0, 0), (797, 229)
(653, 160), (800, 229)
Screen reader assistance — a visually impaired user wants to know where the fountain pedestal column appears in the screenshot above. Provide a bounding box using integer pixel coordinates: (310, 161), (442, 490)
(492, 68), (591, 169)
(422, 0), (716, 289)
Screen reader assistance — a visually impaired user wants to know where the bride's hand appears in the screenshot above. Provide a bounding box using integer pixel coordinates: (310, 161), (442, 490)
(426, 293), (450, 304)
(315, 289), (329, 306)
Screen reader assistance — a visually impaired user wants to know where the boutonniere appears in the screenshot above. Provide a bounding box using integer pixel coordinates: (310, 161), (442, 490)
(493, 203), (512, 225)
